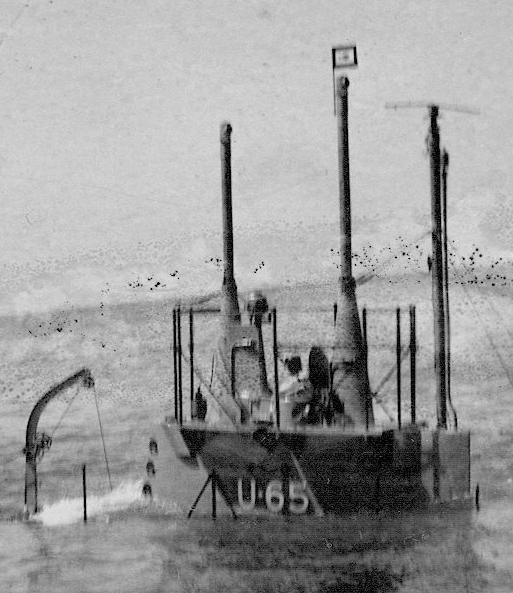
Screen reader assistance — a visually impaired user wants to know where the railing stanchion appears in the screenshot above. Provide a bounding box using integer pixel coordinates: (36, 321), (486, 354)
(272, 308), (280, 429)
(396, 307), (401, 429)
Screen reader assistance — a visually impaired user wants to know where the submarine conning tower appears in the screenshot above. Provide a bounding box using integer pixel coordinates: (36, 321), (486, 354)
(331, 77), (374, 429)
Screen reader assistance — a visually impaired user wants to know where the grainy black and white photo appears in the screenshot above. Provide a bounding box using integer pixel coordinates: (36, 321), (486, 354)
(1, 1), (512, 591)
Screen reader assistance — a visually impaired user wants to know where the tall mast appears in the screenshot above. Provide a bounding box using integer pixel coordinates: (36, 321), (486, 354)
(428, 106), (447, 429)
(442, 149), (455, 428)
(337, 77), (352, 281)
(386, 100), (477, 429)
(331, 76), (373, 428)
(220, 121), (240, 327)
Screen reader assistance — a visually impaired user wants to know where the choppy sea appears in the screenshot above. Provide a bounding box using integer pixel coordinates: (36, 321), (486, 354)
(2, 290), (513, 592)
(2, 396), (512, 593)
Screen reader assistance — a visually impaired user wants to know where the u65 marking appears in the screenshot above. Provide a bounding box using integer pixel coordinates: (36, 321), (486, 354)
(237, 478), (309, 514)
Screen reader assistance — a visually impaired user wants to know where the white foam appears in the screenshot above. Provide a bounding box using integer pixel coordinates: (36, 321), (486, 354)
(33, 480), (145, 526)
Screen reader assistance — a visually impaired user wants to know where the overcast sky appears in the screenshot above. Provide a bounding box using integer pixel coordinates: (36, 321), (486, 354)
(0, 0), (512, 313)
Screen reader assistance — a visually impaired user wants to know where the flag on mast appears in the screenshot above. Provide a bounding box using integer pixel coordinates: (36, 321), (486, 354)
(331, 45), (358, 114)
(332, 45), (358, 69)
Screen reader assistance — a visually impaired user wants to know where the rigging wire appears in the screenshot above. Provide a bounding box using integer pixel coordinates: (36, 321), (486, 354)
(440, 239), (458, 431)
(450, 242), (513, 349)
(351, 229), (431, 280)
(31, 370), (113, 491)
(37, 382), (83, 467)
(181, 350), (238, 426)
(188, 231), (432, 313)
(93, 385), (113, 491)
(373, 399), (395, 423)
(49, 383), (81, 440)
(449, 262), (513, 395)
(372, 346), (410, 398)
(209, 353), (215, 390)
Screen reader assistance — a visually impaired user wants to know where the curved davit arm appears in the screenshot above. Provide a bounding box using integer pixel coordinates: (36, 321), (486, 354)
(24, 367), (94, 515)
(25, 368), (94, 455)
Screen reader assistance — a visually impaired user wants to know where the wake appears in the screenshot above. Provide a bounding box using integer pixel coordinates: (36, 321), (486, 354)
(33, 480), (145, 526)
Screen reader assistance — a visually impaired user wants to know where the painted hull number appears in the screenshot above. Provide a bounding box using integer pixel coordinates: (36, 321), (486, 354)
(237, 478), (309, 514)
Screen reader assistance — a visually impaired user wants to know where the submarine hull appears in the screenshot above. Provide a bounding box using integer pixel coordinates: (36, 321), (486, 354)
(172, 422), (456, 515)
